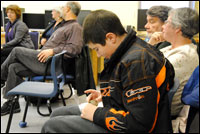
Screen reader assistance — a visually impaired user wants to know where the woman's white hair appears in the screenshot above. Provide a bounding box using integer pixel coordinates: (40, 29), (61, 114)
(52, 6), (63, 18)
(169, 8), (199, 39)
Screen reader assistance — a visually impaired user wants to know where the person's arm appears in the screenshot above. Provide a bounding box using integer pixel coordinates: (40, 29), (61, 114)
(148, 32), (165, 46)
(182, 66), (199, 108)
(40, 38), (47, 46)
(4, 22), (28, 48)
(182, 84), (199, 108)
(40, 21), (56, 47)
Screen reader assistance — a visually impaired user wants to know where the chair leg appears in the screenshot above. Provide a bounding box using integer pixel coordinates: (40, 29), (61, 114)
(6, 96), (19, 133)
(65, 83), (73, 99)
(47, 100), (52, 113)
(58, 83), (73, 102)
(59, 90), (66, 106)
(37, 98), (51, 116)
(19, 97), (29, 128)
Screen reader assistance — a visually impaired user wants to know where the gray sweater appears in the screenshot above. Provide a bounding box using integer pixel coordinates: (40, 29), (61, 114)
(4, 20), (34, 49)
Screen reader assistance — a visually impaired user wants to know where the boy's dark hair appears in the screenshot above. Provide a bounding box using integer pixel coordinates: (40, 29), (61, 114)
(83, 9), (126, 45)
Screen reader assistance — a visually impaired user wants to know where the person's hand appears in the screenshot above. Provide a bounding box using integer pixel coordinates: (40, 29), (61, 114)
(148, 32), (165, 46)
(37, 49), (54, 63)
(81, 103), (97, 121)
(41, 38), (47, 46)
(84, 89), (102, 103)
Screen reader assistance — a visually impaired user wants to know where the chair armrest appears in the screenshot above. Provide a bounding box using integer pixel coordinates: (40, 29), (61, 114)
(46, 50), (69, 62)
(45, 50), (68, 66)
(51, 50), (77, 86)
(55, 50), (77, 58)
(39, 51), (68, 82)
(50, 51), (69, 86)
(54, 50), (68, 57)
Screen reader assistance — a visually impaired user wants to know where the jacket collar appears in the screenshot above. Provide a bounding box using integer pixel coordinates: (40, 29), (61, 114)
(103, 29), (137, 74)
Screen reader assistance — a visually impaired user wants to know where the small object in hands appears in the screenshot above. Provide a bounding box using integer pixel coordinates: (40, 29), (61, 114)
(89, 100), (98, 106)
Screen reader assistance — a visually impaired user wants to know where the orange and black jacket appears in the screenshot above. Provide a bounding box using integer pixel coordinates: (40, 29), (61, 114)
(93, 30), (174, 133)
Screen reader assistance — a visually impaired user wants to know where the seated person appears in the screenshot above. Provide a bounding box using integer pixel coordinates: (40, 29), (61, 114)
(1, 1), (82, 116)
(160, 8), (199, 117)
(145, 6), (198, 49)
(1, 4), (34, 65)
(172, 66), (199, 133)
(40, 6), (65, 49)
(41, 9), (175, 133)
(182, 66), (199, 133)
(144, 5), (172, 49)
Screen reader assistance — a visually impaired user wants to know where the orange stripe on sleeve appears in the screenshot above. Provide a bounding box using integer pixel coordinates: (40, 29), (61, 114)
(155, 65), (166, 88)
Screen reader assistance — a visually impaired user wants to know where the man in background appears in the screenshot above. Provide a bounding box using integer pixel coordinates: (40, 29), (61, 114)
(144, 5), (172, 49)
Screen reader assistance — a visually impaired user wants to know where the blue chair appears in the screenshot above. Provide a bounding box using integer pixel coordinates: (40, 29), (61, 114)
(29, 31), (39, 50)
(5, 50), (68, 133)
(25, 51), (76, 105)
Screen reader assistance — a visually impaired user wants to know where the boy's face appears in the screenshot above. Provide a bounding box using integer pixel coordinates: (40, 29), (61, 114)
(88, 36), (117, 59)
(88, 43), (113, 59)
(88, 33), (120, 59)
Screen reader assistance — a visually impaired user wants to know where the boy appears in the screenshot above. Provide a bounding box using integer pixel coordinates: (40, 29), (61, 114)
(42, 9), (174, 133)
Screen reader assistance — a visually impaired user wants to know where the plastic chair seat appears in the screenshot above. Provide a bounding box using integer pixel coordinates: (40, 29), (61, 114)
(31, 74), (74, 81)
(7, 81), (56, 99)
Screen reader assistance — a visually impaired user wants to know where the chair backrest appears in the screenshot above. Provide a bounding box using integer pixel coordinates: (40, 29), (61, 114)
(29, 31), (39, 50)
(50, 51), (67, 96)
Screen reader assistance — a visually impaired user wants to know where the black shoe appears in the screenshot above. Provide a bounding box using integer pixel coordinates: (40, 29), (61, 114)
(1, 100), (21, 116)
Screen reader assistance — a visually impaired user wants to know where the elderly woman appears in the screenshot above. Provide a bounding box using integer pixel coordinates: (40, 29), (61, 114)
(1, 4), (34, 65)
(160, 7), (199, 118)
(40, 6), (64, 48)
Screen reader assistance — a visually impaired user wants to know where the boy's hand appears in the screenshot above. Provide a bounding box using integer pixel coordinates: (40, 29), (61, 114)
(84, 89), (102, 103)
(81, 103), (97, 121)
